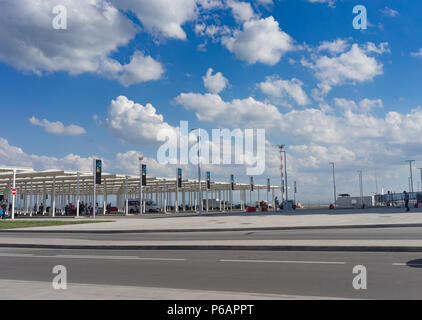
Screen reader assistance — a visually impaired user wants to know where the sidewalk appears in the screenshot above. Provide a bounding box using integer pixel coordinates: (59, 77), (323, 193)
(7, 207), (422, 233)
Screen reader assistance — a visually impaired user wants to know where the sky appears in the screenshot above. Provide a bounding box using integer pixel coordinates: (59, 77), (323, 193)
(0, 0), (422, 203)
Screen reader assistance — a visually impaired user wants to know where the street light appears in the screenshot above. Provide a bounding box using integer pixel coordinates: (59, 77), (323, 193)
(358, 170), (363, 208)
(191, 128), (202, 215)
(406, 160), (415, 193)
(278, 145), (288, 210)
(329, 162), (336, 208)
(138, 156), (144, 215)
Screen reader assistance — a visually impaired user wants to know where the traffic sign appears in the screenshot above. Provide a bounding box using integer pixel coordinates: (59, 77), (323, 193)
(11, 188), (17, 195)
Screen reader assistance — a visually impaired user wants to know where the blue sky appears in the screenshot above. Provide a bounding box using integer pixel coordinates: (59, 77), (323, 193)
(1, 0), (422, 202)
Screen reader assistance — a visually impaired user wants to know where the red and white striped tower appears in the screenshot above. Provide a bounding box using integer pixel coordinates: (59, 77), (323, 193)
(279, 145), (285, 201)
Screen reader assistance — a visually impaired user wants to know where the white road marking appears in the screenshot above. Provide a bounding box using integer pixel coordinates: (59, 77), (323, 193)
(392, 263), (422, 266)
(219, 259), (346, 265)
(0, 253), (186, 261)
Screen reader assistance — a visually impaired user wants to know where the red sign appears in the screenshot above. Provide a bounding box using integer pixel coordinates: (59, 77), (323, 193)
(11, 188), (17, 195)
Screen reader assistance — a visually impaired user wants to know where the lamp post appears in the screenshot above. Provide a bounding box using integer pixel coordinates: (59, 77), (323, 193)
(329, 162), (337, 208)
(406, 160), (415, 193)
(358, 170), (363, 208)
(138, 156), (144, 215)
(278, 145), (290, 210)
(191, 128), (202, 215)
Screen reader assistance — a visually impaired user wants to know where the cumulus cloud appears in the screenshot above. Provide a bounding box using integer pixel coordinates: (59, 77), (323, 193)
(99, 51), (164, 87)
(302, 42), (387, 98)
(103, 96), (177, 145)
(0, 138), (93, 172)
(197, 0), (224, 10)
(222, 16), (295, 65)
(226, 0), (256, 23)
(258, 76), (310, 106)
(175, 92), (282, 127)
(112, 0), (197, 40)
(202, 68), (229, 93)
(334, 98), (383, 113)
(0, 0), (164, 86)
(317, 39), (349, 55)
(29, 117), (86, 136)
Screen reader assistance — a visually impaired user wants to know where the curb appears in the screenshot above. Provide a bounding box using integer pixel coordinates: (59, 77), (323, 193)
(1, 243), (422, 252)
(2, 223), (422, 234)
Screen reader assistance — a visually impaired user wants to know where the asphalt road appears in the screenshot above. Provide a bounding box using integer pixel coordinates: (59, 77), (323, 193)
(1, 247), (422, 299)
(1, 227), (422, 241)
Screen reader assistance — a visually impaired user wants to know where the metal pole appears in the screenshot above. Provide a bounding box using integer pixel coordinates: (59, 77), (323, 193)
(175, 168), (179, 214)
(406, 160), (415, 193)
(139, 157), (143, 215)
(192, 128), (202, 215)
(279, 145), (285, 204)
(93, 160), (96, 218)
(284, 150), (288, 203)
(358, 170), (363, 208)
(330, 162), (337, 208)
(76, 171), (80, 217)
(11, 169), (16, 219)
(418, 168), (422, 192)
(125, 176), (129, 215)
(375, 169), (379, 195)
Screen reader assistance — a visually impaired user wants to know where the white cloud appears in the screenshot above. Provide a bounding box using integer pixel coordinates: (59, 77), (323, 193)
(202, 68), (229, 93)
(0, 138), (93, 172)
(334, 98), (383, 113)
(175, 92), (282, 127)
(379, 7), (399, 17)
(112, 0), (197, 40)
(255, 0), (273, 5)
(104, 96), (177, 145)
(226, 0), (256, 23)
(99, 51), (164, 87)
(195, 23), (231, 39)
(29, 117), (86, 136)
(302, 43), (386, 98)
(317, 39), (349, 55)
(357, 98), (384, 113)
(0, 0), (164, 86)
(222, 16), (295, 65)
(411, 49), (422, 58)
(197, 0), (224, 10)
(258, 76), (310, 106)
(363, 42), (390, 54)
(306, 0), (336, 7)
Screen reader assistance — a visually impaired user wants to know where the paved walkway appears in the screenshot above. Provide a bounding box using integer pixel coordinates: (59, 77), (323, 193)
(9, 207), (422, 232)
